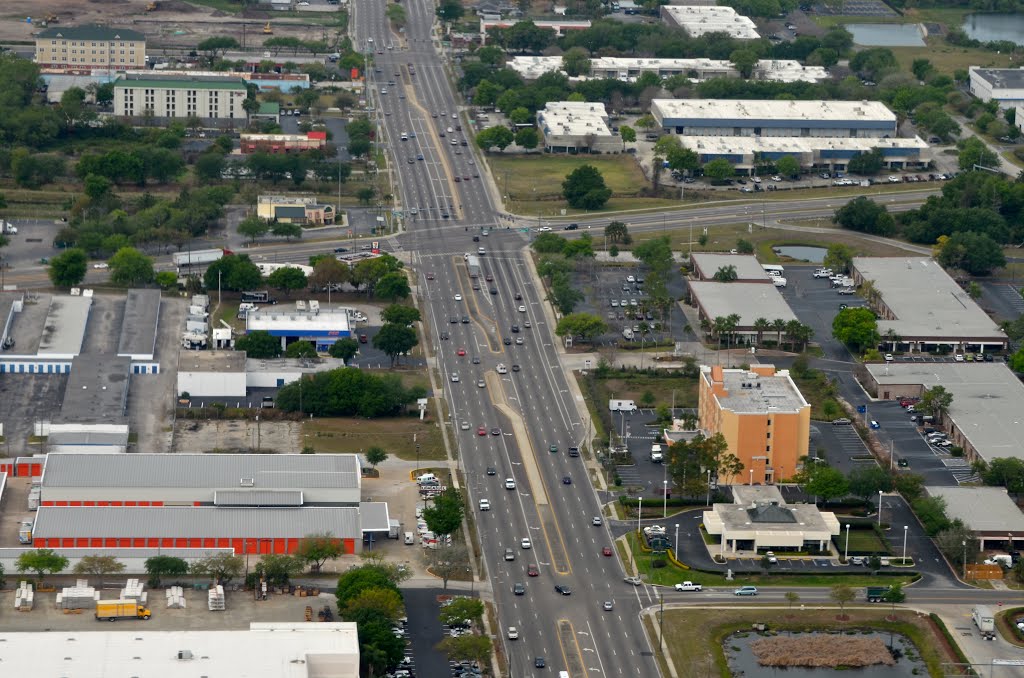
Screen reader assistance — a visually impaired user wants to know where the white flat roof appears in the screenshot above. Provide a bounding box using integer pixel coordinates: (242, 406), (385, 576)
(852, 257), (1006, 341)
(662, 5), (760, 39)
(688, 281), (798, 327)
(247, 308), (351, 333)
(680, 135), (930, 155)
(507, 56), (827, 83)
(926, 486), (1024, 533)
(866, 363), (1024, 463)
(653, 98), (896, 124)
(0, 623), (359, 678)
(691, 253), (771, 282)
(538, 101), (613, 138)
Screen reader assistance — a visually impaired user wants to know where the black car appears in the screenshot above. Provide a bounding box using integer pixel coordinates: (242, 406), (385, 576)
(513, 583), (525, 596)
(449, 316), (459, 324)
(564, 223), (578, 230)
(472, 356), (480, 364)
(562, 475), (572, 485)
(333, 247), (348, 253)
(490, 427), (501, 436)
(511, 364), (520, 372)
(503, 337), (512, 345)
(486, 466), (496, 475)
(440, 332), (450, 340)
(534, 657), (546, 668)
(473, 236), (480, 242)
(511, 325), (519, 333)
(554, 585), (572, 595)
(514, 292), (522, 300)
(462, 316), (470, 324)
(490, 288), (498, 295)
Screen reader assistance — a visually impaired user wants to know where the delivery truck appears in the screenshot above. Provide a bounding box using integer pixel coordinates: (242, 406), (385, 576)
(972, 605), (995, 640)
(173, 248), (232, 268)
(608, 399), (637, 413)
(96, 600), (152, 621)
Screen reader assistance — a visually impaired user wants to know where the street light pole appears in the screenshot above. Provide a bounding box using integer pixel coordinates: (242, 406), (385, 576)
(662, 462), (668, 518)
(962, 540), (967, 579)
(877, 491), (884, 527)
(902, 525), (909, 565)
(706, 469), (712, 507)
(844, 523), (850, 562)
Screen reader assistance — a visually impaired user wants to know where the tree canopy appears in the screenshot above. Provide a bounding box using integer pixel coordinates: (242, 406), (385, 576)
(276, 367), (425, 417)
(831, 307), (879, 352)
(562, 164), (612, 210)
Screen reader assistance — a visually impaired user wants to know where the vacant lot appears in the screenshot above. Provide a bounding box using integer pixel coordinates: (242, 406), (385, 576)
(486, 154), (651, 203)
(303, 411), (447, 461)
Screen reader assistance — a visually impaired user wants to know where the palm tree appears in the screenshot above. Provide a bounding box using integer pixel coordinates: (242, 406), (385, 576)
(771, 318), (787, 347)
(753, 317), (770, 347)
(724, 313), (741, 351)
(885, 328), (900, 352)
(795, 323), (814, 352)
(712, 316), (728, 351)
(784, 319), (803, 351)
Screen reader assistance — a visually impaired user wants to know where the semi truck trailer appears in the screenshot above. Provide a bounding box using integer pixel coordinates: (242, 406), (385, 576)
(173, 248), (232, 267)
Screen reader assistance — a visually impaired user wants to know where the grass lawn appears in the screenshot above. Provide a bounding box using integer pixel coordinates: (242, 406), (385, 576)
(302, 410), (446, 461)
(658, 607), (958, 678)
(844, 528), (891, 554)
(486, 153), (650, 202)
(792, 369), (844, 423)
(593, 374), (698, 411)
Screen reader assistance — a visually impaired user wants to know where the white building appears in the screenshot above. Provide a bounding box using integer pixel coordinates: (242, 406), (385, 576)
(0, 623), (360, 678)
(703, 486), (840, 553)
(508, 56), (828, 84)
(246, 307), (352, 352)
(176, 350), (348, 397)
(480, 18), (591, 43)
(113, 73), (249, 123)
(652, 99), (898, 138)
(537, 101), (620, 153)
(661, 5), (760, 40)
(969, 67), (1024, 109)
(680, 135), (931, 172)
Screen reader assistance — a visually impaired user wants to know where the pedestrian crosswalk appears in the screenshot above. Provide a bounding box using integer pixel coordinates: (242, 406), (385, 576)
(996, 283), (1024, 314)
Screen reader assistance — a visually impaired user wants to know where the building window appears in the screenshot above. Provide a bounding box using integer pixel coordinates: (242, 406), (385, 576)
(766, 432), (771, 439)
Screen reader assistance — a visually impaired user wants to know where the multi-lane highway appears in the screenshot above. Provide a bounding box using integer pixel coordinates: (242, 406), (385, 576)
(351, 2), (662, 676)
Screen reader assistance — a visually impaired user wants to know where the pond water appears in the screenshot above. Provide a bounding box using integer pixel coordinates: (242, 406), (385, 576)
(726, 630), (927, 677)
(847, 23), (926, 47)
(773, 245), (827, 263)
(962, 13), (1024, 45)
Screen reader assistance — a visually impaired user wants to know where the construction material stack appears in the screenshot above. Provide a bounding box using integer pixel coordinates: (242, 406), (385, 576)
(166, 585), (187, 609)
(57, 580), (97, 610)
(208, 584), (225, 611)
(14, 582), (33, 611)
(120, 578), (147, 606)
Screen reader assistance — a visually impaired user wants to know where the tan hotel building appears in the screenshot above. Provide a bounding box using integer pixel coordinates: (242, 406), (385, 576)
(35, 24), (146, 70)
(698, 365), (810, 485)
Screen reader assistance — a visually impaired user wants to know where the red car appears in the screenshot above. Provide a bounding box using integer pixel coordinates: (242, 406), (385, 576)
(426, 272), (435, 280)
(457, 347), (466, 356)
(527, 564), (539, 577)
(602, 546), (613, 557)
(358, 334), (368, 344)
(485, 274), (493, 282)
(477, 426), (487, 436)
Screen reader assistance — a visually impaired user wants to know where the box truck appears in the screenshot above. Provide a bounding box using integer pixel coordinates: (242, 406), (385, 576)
(609, 399), (637, 413)
(96, 600), (151, 621)
(650, 444), (664, 463)
(972, 605), (995, 639)
(172, 248), (232, 267)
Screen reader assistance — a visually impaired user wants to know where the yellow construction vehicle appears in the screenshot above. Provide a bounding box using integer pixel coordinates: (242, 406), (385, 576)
(146, 2), (158, 11)
(263, 22), (273, 35)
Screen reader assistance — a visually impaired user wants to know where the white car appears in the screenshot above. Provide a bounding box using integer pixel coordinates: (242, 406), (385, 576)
(454, 293), (462, 301)
(505, 478), (516, 490)
(460, 421), (469, 430)
(626, 275), (636, 283)
(507, 626), (519, 640)
(496, 364), (508, 374)
(518, 305), (526, 312)
(92, 262), (109, 269)
(479, 499), (490, 511)
(450, 373), (459, 383)
(765, 551), (778, 564)
(537, 226), (552, 232)
(954, 353), (965, 362)
(521, 538), (532, 549)
(888, 175), (900, 183)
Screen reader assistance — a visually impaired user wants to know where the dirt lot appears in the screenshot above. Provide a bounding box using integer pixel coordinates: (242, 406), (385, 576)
(0, 0), (330, 48)
(172, 419), (301, 453)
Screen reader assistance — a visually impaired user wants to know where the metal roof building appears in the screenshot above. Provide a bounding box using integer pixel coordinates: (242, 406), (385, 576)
(31, 506), (362, 555)
(0, 623), (360, 678)
(851, 257), (1007, 350)
(508, 55), (827, 84)
(246, 308), (351, 352)
(691, 254), (771, 283)
(926, 486), (1024, 550)
(37, 294), (92, 357)
(661, 5), (760, 39)
(652, 99), (897, 137)
(969, 66), (1024, 109)
(679, 134), (931, 172)
(39, 452), (361, 506)
(687, 281), (798, 336)
(117, 289), (161, 361)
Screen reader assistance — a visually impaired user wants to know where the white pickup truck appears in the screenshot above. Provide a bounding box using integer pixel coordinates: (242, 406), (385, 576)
(674, 581), (702, 592)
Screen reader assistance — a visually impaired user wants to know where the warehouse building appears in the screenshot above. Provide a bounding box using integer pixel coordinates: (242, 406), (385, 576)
(691, 254), (772, 283)
(113, 74), (248, 123)
(681, 135), (931, 173)
(862, 362), (1024, 465)
(537, 101), (620, 153)
(46, 356), (131, 454)
(38, 452), (362, 506)
(699, 366), (810, 485)
(0, 623), (359, 678)
(31, 505), (363, 554)
(246, 307), (352, 352)
(652, 99), (898, 138)
(480, 18), (591, 42)
(242, 131), (328, 154)
(508, 56), (828, 84)
(851, 257), (1007, 353)
(35, 24), (146, 71)
(703, 486), (840, 553)
(926, 486), (1024, 552)
(118, 289), (161, 363)
(687, 281), (799, 340)
(176, 351), (348, 398)
(257, 194), (336, 224)
(661, 5), (760, 40)
(969, 66), (1024, 109)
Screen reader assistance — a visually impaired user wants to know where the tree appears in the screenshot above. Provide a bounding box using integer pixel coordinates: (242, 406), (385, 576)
(345, 586), (405, 624)
(555, 312), (607, 343)
(59, 87), (93, 131)
(296, 533), (344, 573)
(195, 152), (226, 183)
(847, 466), (893, 503)
(934, 522), (978, 567)
(423, 487), (465, 539)
(619, 125), (636, 149)
(309, 256), (349, 291)
(422, 542), (469, 591)
(823, 243), (854, 273)
(72, 554), (125, 585)
(16, 549), (69, 583)
(438, 635), (492, 665)
(712, 265), (738, 282)
(205, 254), (262, 291)
(605, 220), (630, 244)
(834, 197), (895, 236)
(805, 465), (849, 505)
(373, 323), (418, 366)
(254, 554), (303, 587)
(190, 553), (244, 584)
(776, 155), (800, 178)
(109, 246), (155, 286)
(703, 158), (735, 182)
(439, 597), (484, 626)
(832, 307), (880, 352)
(271, 221), (303, 240)
(562, 164), (611, 210)
(532, 233), (567, 254)
(356, 186), (376, 206)
(328, 337), (360, 361)
(830, 584), (856, 618)
(562, 47), (591, 76)
(144, 555), (189, 588)
(436, 0), (465, 22)
(937, 231), (1005, 276)
(475, 125), (515, 152)
(285, 340), (317, 359)
(48, 248), (88, 288)
(957, 137), (999, 171)
(919, 385), (953, 422)
(235, 330), (283, 358)
(846, 148), (884, 176)
(514, 127), (539, 150)
(267, 266), (308, 297)
(785, 591), (800, 610)
(197, 36), (240, 60)
(376, 271), (411, 301)
(849, 47), (897, 80)
(156, 271), (178, 290)
(238, 218), (272, 244)
(729, 49), (759, 78)
(735, 239), (754, 254)
(381, 304), (421, 325)
(365, 446), (388, 470)
(981, 457), (1024, 497)
(759, 554), (777, 574)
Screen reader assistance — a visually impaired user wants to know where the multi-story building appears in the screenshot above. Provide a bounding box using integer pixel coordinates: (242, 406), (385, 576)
(537, 101), (621, 153)
(652, 99), (898, 138)
(113, 74), (248, 123)
(35, 24), (146, 70)
(969, 66), (1024, 109)
(698, 365), (810, 485)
